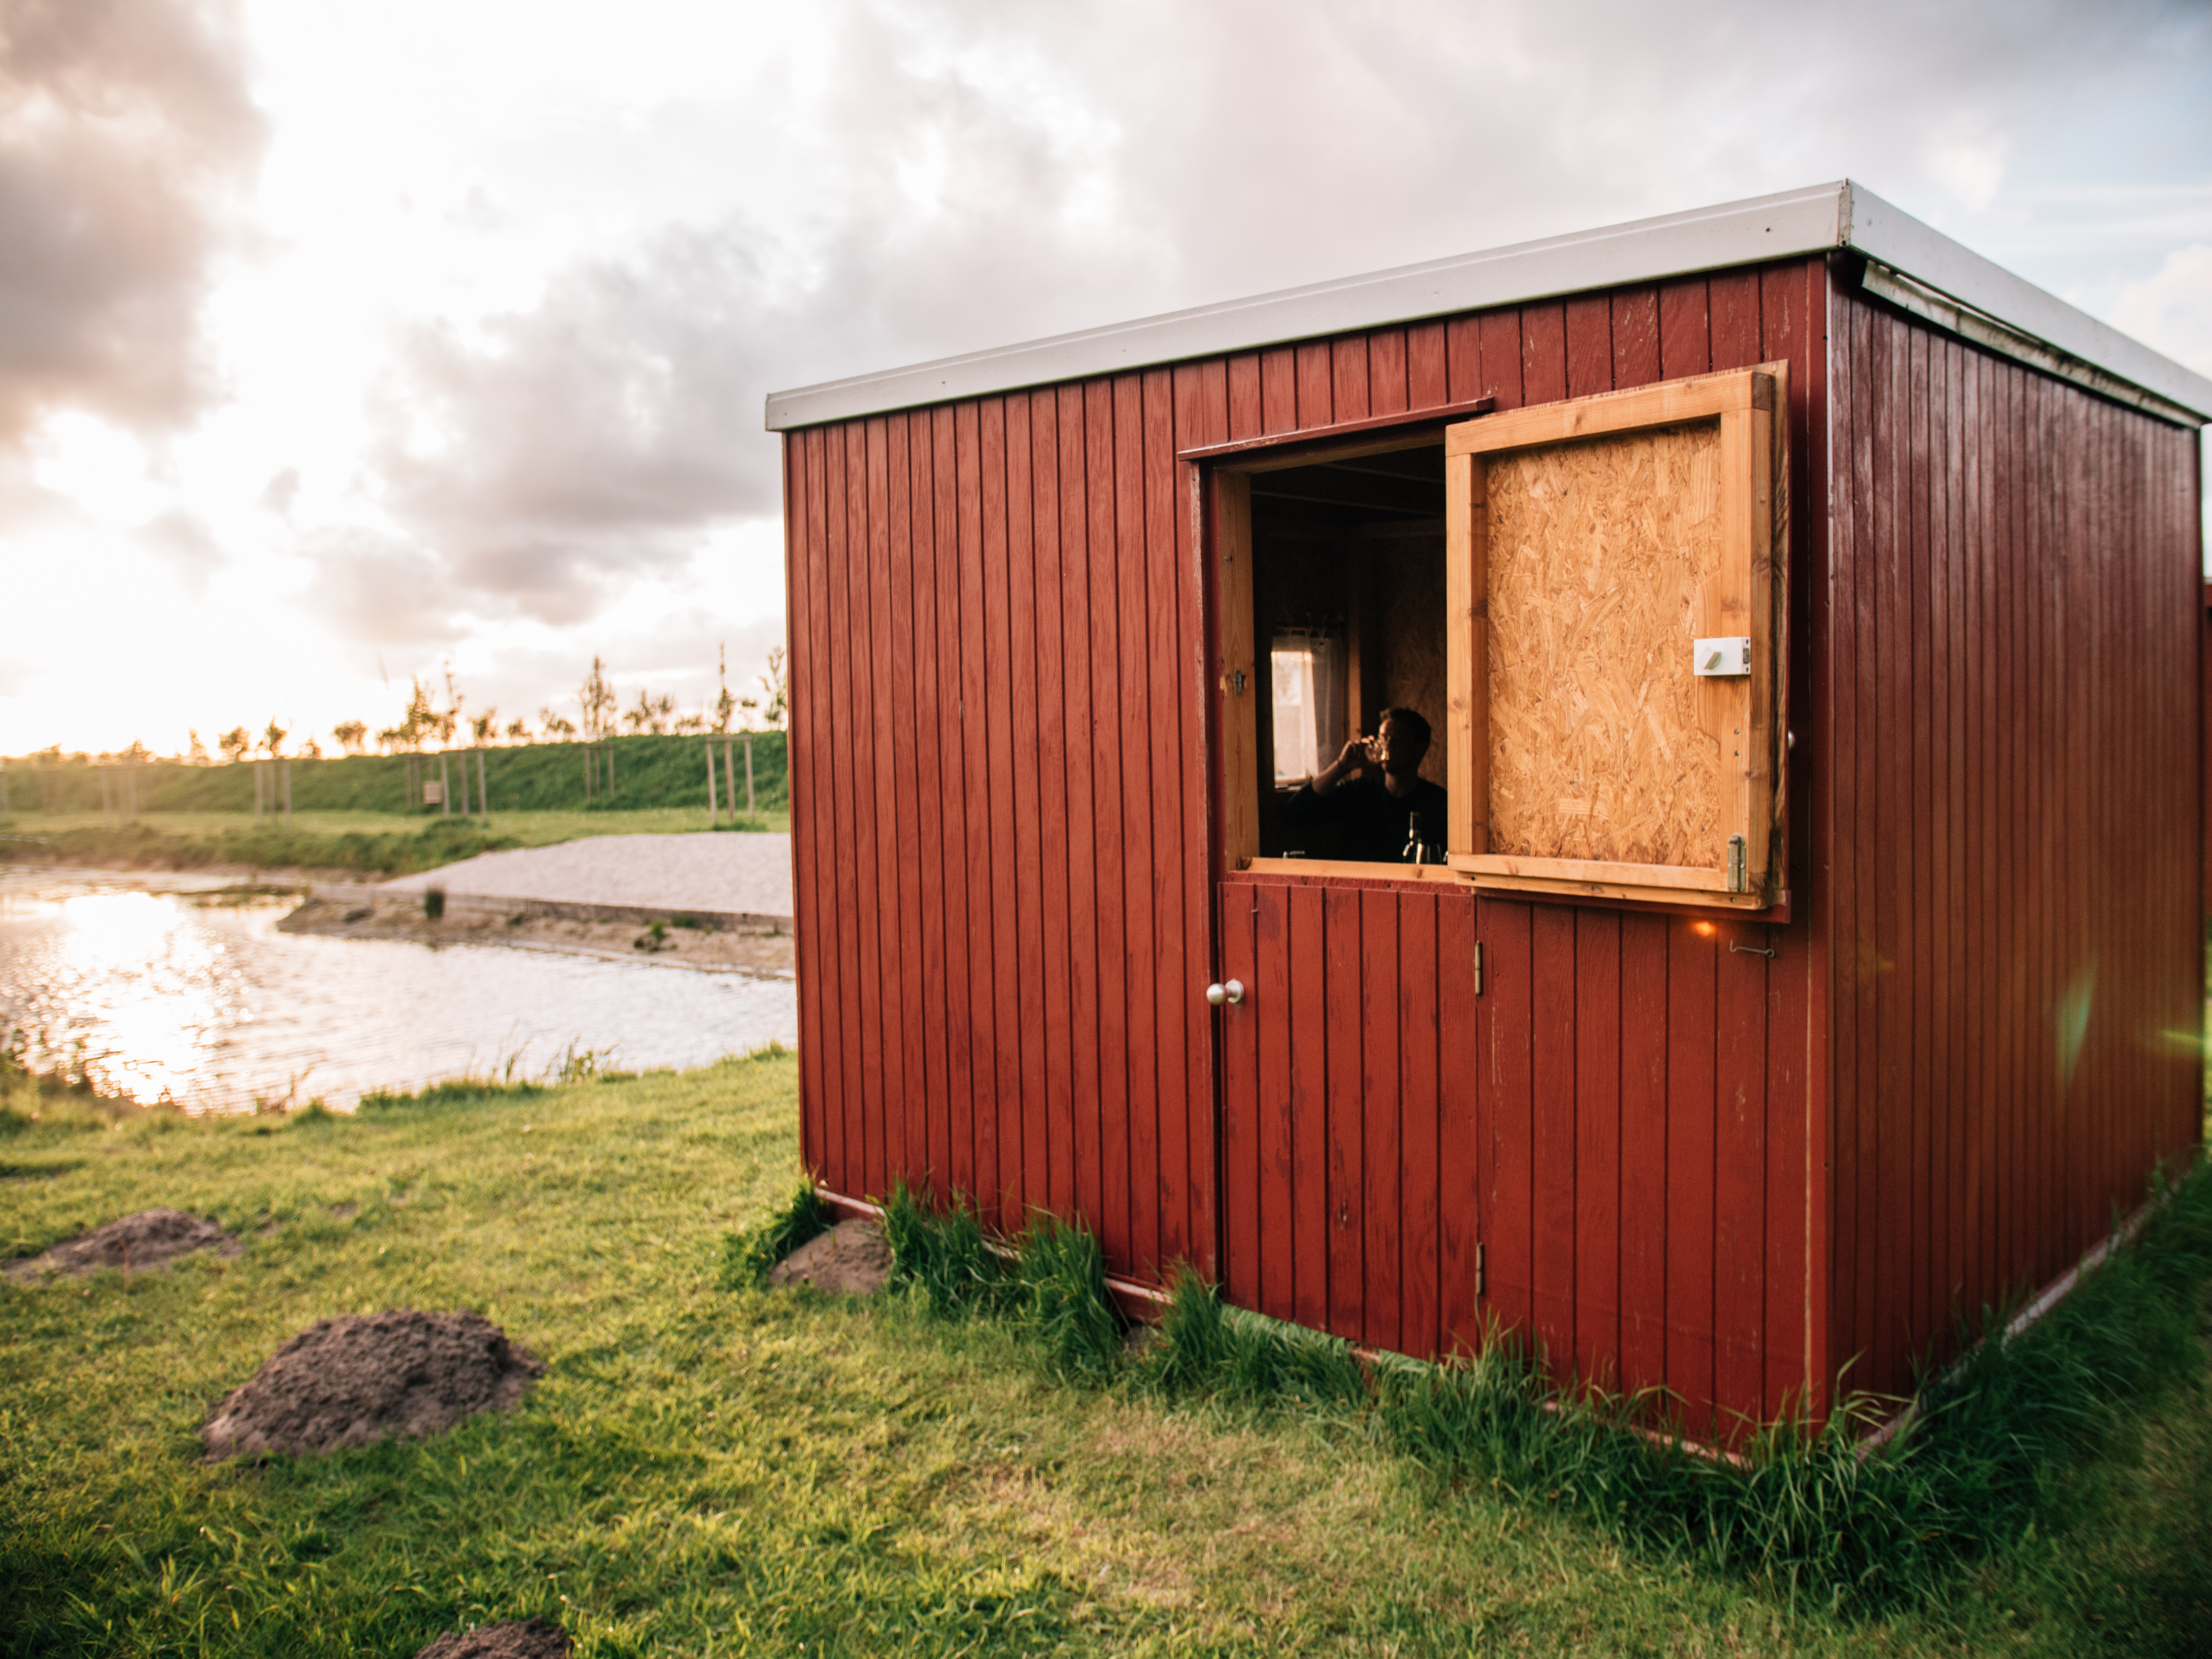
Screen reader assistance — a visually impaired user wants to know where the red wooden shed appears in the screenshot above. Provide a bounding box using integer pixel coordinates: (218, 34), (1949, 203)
(765, 180), (2209, 1435)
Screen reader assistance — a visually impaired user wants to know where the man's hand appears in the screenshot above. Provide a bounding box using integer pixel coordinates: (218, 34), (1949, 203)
(1312, 735), (1370, 795)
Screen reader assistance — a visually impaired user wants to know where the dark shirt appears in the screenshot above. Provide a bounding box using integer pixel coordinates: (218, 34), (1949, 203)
(1280, 772), (1449, 865)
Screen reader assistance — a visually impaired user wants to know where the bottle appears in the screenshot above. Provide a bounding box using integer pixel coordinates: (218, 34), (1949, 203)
(1403, 810), (1427, 865)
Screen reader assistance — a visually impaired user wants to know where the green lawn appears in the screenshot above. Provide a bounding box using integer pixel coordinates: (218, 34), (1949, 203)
(1, 1061), (2205, 1656)
(0, 808), (789, 880)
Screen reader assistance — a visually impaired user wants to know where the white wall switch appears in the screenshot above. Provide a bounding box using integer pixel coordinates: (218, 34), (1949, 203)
(1693, 637), (1752, 678)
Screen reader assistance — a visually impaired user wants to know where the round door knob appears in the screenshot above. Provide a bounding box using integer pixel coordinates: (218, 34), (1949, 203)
(1205, 979), (1245, 1007)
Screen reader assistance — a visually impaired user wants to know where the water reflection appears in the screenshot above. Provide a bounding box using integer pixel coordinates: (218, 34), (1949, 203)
(0, 869), (798, 1112)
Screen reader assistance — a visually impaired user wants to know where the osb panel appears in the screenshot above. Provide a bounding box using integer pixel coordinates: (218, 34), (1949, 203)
(1376, 533), (1448, 786)
(1485, 421), (1723, 865)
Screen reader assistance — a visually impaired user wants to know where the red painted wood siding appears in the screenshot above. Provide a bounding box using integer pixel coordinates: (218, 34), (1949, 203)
(785, 373), (1216, 1278)
(1211, 263), (1829, 1438)
(787, 257), (1832, 1437)
(1824, 280), (2205, 1404)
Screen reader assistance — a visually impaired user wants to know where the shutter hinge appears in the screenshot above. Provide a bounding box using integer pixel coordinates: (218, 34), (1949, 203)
(1472, 940), (1483, 996)
(1727, 834), (1747, 893)
(1476, 1242), (1486, 1298)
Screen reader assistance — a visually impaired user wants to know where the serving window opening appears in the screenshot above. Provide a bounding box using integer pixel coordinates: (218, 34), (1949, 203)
(1215, 435), (1452, 877)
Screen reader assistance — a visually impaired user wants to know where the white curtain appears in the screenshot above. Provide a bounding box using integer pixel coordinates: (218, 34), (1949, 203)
(1271, 631), (1345, 784)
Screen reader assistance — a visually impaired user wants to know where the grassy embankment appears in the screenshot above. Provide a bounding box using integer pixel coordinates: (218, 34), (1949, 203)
(3, 1057), (2208, 1656)
(0, 733), (790, 876)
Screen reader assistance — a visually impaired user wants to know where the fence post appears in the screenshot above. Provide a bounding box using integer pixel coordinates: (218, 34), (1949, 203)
(477, 746), (488, 822)
(283, 757), (293, 821)
(706, 740), (718, 823)
(440, 751), (450, 818)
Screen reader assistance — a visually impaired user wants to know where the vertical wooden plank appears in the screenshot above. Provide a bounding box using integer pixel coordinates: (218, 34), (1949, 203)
(1368, 327), (1409, 417)
(1473, 897), (1531, 1347)
(1659, 277), (1710, 381)
(1479, 312), (1525, 410)
(1262, 348), (1298, 434)
(1849, 296), (1883, 1392)
(1401, 891), (1443, 1358)
(1144, 368), (1191, 1271)
(1564, 293), (1612, 399)
(1522, 304), (1567, 407)
(1611, 287), (1662, 391)
(1713, 930), (1768, 1431)
(883, 413), (923, 1190)
(935, 407), (978, 1207)
(1228, 353), (1263, 441)
(866, 419), (910, 1200)
(1325, 887), (1365, 1341)
(1871, 306), (1909, 1395)
(1574, 910), (1622, 1391)
(1618, 912), (1670, 1401)
(1056, 384), (1102, 1228)
(1182, 372), (1226, 1280)
(1667, 918), (1718, 1433)
(1256, 881), (1295, 1319)
(1440, 890), (1487, 1352)
(1530, 904), (1577, 1380)
(1408, 321), (1448, 411)
(1084, 380), (1131, 1268)
(1030, 391), (1077, 1218)
(1004, 395), (1050, 1222)
(902, 416), (950, 1202)
(822, 426), (869, 1198)
(1114, 373), (1161, 1274)
(1939, 337), (1968, 1339)
(1296, 341), (1334, 430)
(1363, 893), (1404, 1352)
(1332, 335), (1372, 423)
(787, 432), (835, 1184)
(1288, 883), (1330, 1332)
(1446, 316), (1483, 405)
(1221, 883), (1261, 1305)
(979, 397), (1022, 1225)
(1906, 325), (1934, 1359)
(1710, 269), (1762, 371)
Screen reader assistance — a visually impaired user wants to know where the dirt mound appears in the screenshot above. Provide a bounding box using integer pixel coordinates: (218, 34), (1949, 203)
(416, 1617), (571, 1659)
(768, 1218), (892, 1294)
(202, 1310), (543, 1461)
(6, 1209), (240, 1282)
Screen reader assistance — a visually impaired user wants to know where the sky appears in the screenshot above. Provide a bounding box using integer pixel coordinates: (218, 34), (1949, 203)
(2, 0), (2208, 758)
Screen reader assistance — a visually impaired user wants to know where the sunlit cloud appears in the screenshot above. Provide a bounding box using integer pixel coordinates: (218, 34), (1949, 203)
(1, 0), (2207, 756)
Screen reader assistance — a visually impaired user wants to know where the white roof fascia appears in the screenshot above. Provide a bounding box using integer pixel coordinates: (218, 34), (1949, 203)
(766, 180), (2212, 430)
(1841, 182), (2212, 424)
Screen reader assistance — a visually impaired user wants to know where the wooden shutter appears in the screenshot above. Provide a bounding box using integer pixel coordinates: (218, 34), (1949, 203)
(1443, 364), (1788, 908)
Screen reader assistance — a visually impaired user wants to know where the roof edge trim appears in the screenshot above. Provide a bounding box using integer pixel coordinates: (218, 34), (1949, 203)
(766, 180), (2212, 430)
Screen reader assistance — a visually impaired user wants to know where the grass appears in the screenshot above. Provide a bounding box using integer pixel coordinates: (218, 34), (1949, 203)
(1, 1057), (2207, 1655)
(2, 733), (790, 820)
(0, 806), (790, 879)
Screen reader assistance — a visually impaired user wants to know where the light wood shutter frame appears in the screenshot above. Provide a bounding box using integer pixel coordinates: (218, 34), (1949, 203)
(1443, 364), (1788, 908)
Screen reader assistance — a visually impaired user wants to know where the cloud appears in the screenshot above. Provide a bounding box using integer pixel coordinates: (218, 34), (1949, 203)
(2112, 244), (2212, 376)
(362, 221), (802, 624)
(0, 0), (265, 445)
(299, 524), (468, 649)
(134, 506), (226, 597)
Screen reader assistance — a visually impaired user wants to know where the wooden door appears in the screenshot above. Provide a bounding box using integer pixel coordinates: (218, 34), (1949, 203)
(1214, 870), (1484, 1360)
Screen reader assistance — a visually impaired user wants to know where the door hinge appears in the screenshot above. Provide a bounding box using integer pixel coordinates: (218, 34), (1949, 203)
(1476, 1242), (1486, 1298)
(1473, 940), (1483, 996)
(1727, 834), (1747, 893)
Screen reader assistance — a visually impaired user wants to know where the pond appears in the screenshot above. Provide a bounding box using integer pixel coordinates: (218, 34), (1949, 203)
(0, 869), (800, 1113)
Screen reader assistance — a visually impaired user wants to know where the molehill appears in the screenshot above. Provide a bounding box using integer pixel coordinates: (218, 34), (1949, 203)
(415, 1616), (572, 1659)
(202, 1309), (542, 1461)
(5, 1209), (240, 1282)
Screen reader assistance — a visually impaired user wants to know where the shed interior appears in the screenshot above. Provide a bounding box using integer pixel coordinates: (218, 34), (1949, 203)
(1246, 437), (1449, 861)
